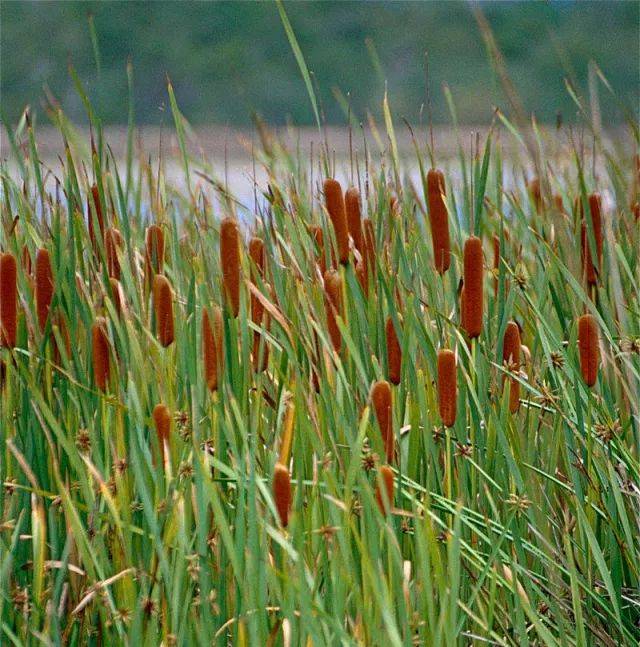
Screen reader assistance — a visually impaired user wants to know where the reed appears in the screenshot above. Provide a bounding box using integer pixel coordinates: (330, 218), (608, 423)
(579, 193), (603, 286)
(152, 403), (172, 468)
(375, 465), (394, 515)
(371, 379), (393, 464)
(91, 317), (110, 391)
(323, 178), (349, 265)
(437, 349), (457, 427)
(502, 321), (521, 413)
(202, 305), (223, 391)
(385, 316), (401, 385)
(462, 236), (484, 338)
(0, 253), (17, 348)
(323, 269), (343, 353)
(426, 169), (451, 273)
(220, 217), (241, 317)
(578, 314), (599, 387)
(153, 274), (175, 347)
(273, 462), (292, 527)
(35, 248), (54, 332)
(345, 186), (364, 254)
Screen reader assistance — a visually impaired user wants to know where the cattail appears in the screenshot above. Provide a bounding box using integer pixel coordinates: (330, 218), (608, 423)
(633, 202), (640, 221)
(273, 462), (292, 527)
(554, 194), (565, 213)
(371, 380), (393, 464)
(579, 193), (603, 285)
(248, 236), (265, 279)
(463, 237), (484, 338)
(355, 260), (368, 297)
(385, 316), (401, 385)
(437, 349), (457, 427)
(109, 278), (124, 317)
(345, 186), (364, 254)
(153, 274), (174, 347)
(426, 169), (451, 273)
(323, 179), (349, 265)
(578, 314), (599, 387)
(35, 248), (54, 332)
(0, 253), (17, 348)
(87, 184), (105, 250)
(363, 218), (376, 282)
(91, 317), (110, 391)
(375, 465), (394, 515)
(202, 305), (223, 391)
(502, 321), (521, 413)
(145, 225), (165, 278)
(323, 269), (343, 353)
(153, 404), (171, 467)
(527, 178), (542, 211)
(105, 228), (124, 280)
(220, 217), (241, 317)
(309, 225), (327, 274)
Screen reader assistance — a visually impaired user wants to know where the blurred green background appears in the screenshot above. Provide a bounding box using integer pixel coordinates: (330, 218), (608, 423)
(1, 0), (638, 126)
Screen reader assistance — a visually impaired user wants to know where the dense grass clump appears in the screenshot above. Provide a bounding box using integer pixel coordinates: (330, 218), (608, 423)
(0, 73), (639, 646)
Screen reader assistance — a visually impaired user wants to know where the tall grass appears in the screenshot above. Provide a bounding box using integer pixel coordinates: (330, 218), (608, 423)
(1, 26), (639, 647)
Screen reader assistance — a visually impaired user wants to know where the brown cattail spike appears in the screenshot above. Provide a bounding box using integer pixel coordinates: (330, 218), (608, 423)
(109, 278), (124, 317)
(91, 317), (110, 391)
(105, 228), (124, 280)
(323, 270), (343, 353)
(248, 237), (265, 280)
(345, 187), (364, 254)
(375, 465), (394, 515)
(578, 314), (599, 387)
(502, 322), (521, 413)
(527, 178), (543, 211)
(153, 274), (175, 347)
(437, 349), (457, 427)
(427, 169), (451, 273)
(220, 217), (241, 317)
(145, 225), (165, 278)
(463, 237), (484, 338)
(0, 253), (17, 348)
(153, 404), (172, 468)
(202, 305), (224, 391)
(371, 380), (393, 464)
(273, 462), (292, 527)
(580, 193), (603, 286)
(323, 179), (349, 265)
(88, 184), (105, 251)
(35, 248), (54, 332)
(385, 316), (401, 385)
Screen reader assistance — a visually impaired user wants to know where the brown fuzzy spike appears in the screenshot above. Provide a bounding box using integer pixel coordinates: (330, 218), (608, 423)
(375, 464), (394, 515)
(579, 193), (603, 286)
(105, 228), (124, 280)
(273, 462), (292, 527)
(345, 187), (364, 254)
(323, 179), (349, 265)
(385, 316), (401, 385)
(0, 253), (17, 348)
(248, 236), (265, 280)
(437, 349), (457, 427)
(502, 321), (521, 413)
(323, 269), (343, 353)
(371, 380), (393, 464)
(35, 248), (54, 332)
(578, 314), (599, 387)
(145, 225), (165, 279)
(463, 237), (484, 338)
(153, 274), (175, 347)
(427, 169), (451, 273)
(220, 217), (241, 317)
(152, 404), (172, 468)
(202, 305), (224, 391)
(91, 317), (110, 391)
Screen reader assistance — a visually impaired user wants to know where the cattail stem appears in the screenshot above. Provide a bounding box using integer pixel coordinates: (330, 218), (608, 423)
(463, 237), (484, 338)
(153, 274), (175, 347)
(578, 314), (599, 387)
(371, 380), (393, 464)
(220, 217), (241, 317)
(0, 253), (17, 348)
(437, 349), (457, 427)
(323, 179), (349, 265)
